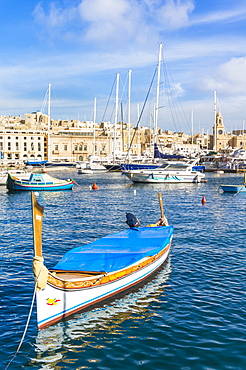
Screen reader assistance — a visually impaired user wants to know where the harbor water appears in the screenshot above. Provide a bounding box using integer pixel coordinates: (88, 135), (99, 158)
(0, 170), (245, 370)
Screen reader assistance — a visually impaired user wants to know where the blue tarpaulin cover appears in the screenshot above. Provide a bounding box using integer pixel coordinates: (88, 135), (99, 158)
(54, 226), (173, 273)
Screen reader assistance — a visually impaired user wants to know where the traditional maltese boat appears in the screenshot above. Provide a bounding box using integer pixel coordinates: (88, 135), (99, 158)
(6, 172), (74, 191)
(31, 192), (173, 329)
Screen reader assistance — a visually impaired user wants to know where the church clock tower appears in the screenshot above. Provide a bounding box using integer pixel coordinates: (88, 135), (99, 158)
(213, 112), (225, 151)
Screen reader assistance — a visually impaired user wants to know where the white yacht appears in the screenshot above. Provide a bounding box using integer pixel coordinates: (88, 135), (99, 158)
(122, 162), (205, 183)
(0, 169), (29, 185)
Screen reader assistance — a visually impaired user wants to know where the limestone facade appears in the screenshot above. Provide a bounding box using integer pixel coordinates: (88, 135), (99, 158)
(0, 110), (246, 163)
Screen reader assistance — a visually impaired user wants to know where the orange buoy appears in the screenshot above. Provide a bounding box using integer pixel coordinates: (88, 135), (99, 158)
(201, 196), (207, 204)
(92, 182), (98, 190)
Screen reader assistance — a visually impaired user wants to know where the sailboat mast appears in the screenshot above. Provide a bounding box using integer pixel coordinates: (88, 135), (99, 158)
(191, 110), (194, 149)
(154, 43), (162, 150)
(213, 90), (217, 152)
(113, 73), (119, 164)
(93, 97), (97, 157)
(127, 69), (132, 151)
(47, 84), (51, 162)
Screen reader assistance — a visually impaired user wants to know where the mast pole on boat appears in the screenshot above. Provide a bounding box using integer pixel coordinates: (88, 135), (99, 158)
(154, 43), (162, 155)
(93, 97), (97, 157)
(113, 73), (119, 164)
(191, 110), (194, 150)
(47, 84), (51, 162)
(213, 90), (217, 152)
(127, 69), (132, 156)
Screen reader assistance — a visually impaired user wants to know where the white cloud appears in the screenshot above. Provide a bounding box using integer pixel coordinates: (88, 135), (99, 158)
(191, 6), (246, 26)
(157, 0), (195, 30)
(32, 0), (196, 47)
(33, 1), (77, 28)
(200, 57), (246, 95)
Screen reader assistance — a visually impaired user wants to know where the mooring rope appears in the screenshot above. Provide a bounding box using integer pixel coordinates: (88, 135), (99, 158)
(224, 185), (246, 201)
(4, 281), (37, 370)
(73, 180), (91, 189)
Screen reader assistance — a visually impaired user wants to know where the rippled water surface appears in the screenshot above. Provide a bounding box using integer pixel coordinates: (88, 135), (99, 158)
(0, 170), (245, 369)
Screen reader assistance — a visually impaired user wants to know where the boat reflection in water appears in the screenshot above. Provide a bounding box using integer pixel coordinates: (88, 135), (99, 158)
(32, 259), (171, 364)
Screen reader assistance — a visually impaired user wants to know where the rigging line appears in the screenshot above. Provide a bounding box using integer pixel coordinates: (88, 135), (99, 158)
(52, 88), (64, 120)
(101, 75), (116, 122)
(40, 88), (48, 114)
(125, 67), (158, 160)
(163, 59), (190, 132)
(4, 281), (37, 370)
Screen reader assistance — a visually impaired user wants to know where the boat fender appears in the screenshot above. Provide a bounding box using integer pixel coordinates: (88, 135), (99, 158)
(147, 224), (158, 227)
(32, 256), (48, 291)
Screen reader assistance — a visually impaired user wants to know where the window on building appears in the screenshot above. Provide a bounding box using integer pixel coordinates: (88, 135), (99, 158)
(38, 143), (41, 151)
(79, 145), (82, 151)
(24, 143), (27, 151)
(8, 142), (11, 150)
(0, 142), (3, 150)
(31, 143), (34, 150)
(55, 145), (58, 150)
(74, 145), (78, 151)
(16, 142), (19, 150)
(64, 145), (67, 151)
(84, 145), (87, 151)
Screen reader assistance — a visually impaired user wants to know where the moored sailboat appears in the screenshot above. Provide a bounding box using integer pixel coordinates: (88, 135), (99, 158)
(122, 161), (205, 183)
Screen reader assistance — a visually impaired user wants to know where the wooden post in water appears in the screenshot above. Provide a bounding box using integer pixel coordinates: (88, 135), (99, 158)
(244, 173), (246, 184)
(31, 192), (44, 258)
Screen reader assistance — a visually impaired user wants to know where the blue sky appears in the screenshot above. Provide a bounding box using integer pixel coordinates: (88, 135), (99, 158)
(1, 0), (246, 134)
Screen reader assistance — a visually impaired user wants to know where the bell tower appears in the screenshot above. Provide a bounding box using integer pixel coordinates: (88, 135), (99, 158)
(213, 111), (225, 151)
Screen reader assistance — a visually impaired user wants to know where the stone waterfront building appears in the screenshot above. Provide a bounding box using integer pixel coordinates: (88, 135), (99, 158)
(1, 109), (246, 163)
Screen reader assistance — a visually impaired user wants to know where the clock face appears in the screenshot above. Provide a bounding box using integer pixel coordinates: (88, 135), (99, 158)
(218, 129), (223, 134)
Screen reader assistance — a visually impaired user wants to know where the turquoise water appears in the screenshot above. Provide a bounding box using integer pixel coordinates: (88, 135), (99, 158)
(0, 171), (245, 369)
